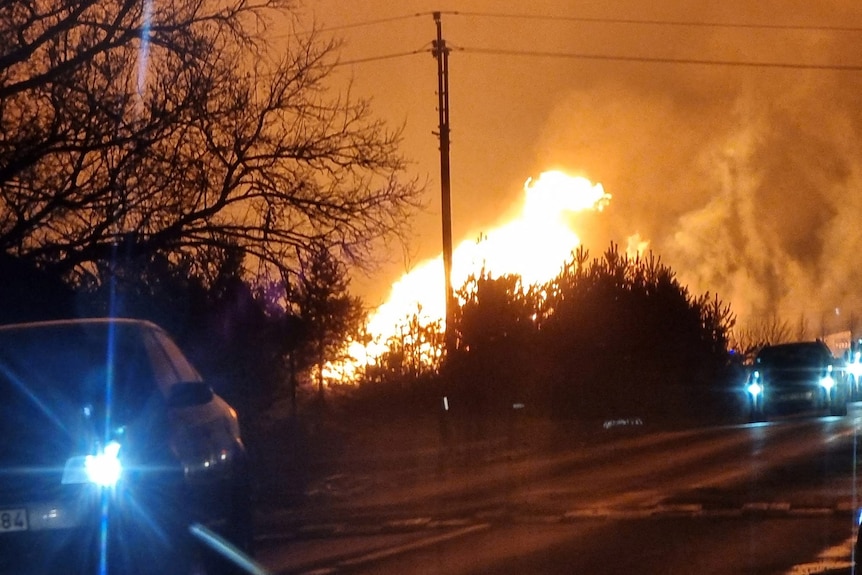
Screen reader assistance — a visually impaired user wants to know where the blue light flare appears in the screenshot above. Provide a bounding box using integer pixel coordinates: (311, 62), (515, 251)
(190, 523), (271, 575)
(0, 362), (68, 436)
(137, 0), (153, 101)
(85, 441), (123, 487)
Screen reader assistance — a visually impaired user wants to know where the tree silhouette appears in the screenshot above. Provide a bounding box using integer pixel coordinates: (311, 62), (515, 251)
(0, 0), (420, 283)
(447, 271), (541, 414)
(437, 243), (736, 421)
(370, 305), (444, 384)
(533, 244), (735, 418)
(291, 245), (364, 402)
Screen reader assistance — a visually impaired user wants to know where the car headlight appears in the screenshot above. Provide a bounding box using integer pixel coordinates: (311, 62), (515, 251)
(62, 440), (123, 488)
(820, 366), (835, 392)
(747, 382), (763, 397)
(747, 371), (763, 397)
(85, 441), (123, 487)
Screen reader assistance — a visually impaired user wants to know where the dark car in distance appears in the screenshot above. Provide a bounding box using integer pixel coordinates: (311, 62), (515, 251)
(0, 318), (253, 575)
(746, 340), (848, 421)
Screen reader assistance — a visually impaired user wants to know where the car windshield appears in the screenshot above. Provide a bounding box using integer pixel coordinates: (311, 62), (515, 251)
(757, 344), (827, 368)
(0, 321), (199, 425)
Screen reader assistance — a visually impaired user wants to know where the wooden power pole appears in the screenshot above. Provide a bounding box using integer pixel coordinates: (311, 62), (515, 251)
(432, 11), (456, 357)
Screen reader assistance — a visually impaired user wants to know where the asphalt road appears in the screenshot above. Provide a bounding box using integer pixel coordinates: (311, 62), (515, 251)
(255, 409), (862, 575)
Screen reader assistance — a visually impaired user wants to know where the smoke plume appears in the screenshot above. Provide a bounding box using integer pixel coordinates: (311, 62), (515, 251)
(537, 64), (862, 336)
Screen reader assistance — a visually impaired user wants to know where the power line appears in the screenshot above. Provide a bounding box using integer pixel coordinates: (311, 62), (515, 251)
(300, 12), (433, 36)
(293, 9), (862, 36)
(441, 10), (862, 34)
(291, 11), (862, 71)
(456, 46), (862, 71)
(285, 11), (862, 71)
(334, 47), (429, 67)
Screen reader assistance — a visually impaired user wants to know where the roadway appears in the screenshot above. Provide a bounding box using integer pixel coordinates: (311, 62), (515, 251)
(254, 410), (862, 574)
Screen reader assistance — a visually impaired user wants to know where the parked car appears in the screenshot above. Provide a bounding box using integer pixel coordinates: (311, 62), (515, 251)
(746, 340), (848, 421)
(0, 318), (254, 575)
(842, 338), (862, 401)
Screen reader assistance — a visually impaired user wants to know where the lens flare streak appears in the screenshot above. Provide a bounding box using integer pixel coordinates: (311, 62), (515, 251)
(137, 0), (153, 101)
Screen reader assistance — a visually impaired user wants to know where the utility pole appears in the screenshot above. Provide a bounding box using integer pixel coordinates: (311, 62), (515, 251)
(432, 11), (456, 357)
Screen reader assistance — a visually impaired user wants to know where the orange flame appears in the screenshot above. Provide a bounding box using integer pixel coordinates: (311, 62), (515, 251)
(331, 171), (611, 381)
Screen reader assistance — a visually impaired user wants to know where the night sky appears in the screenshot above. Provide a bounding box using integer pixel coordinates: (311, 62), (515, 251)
(296, 1), (862, 333)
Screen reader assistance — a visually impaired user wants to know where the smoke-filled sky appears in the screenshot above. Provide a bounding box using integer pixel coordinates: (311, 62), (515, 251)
(297, 1), (862, 334)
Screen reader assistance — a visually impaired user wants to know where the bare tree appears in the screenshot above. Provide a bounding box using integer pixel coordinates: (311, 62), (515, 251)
(0, 0), (421, 283)
(732, 315), (794, 356)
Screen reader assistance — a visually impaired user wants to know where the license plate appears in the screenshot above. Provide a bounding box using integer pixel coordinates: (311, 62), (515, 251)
(0, 509), (28, 533)
(780, 392), (813, 401)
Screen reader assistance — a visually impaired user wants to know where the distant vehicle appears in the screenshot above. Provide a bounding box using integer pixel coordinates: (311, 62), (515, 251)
(746, 340), (848, 421)
(843, 338), (862, 401)
(0, 318), (253, 575)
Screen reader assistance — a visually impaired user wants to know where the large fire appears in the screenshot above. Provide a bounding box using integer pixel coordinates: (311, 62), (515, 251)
(332, 170), (612, 380)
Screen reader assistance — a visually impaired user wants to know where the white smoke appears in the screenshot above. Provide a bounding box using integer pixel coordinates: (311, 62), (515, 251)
(537, 72), (862, 336)
(664, 85), (862, 335)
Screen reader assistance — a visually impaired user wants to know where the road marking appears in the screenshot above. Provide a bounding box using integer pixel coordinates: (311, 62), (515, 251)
(279, 499), (859, 544)
(384, 517), (432, 530)
(564, 508), (610, 520)
(560, 503), (855, 523)
(785, 535), (855, 574)
(742, 502), (791, 513)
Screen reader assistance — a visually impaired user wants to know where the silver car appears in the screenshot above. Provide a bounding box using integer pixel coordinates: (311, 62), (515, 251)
(0, 318), (254, 575)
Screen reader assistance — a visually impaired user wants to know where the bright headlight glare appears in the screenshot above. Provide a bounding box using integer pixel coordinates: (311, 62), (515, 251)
(84, 441), (122, 487)
(820, 376), (835, 392)
(747, 382), (763, 397)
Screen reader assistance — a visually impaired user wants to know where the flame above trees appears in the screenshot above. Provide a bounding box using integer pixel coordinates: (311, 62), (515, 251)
(331, 171), (613, 383)
(341, 170), (733, 395)
(365, 171), (610, 346)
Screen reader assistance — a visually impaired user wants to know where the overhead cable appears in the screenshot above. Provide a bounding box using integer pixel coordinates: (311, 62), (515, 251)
(335, 47), (429, 67)
(441, 10), (862, 33)
(456, 46), (862, 71)
(300, 12), (432, 35)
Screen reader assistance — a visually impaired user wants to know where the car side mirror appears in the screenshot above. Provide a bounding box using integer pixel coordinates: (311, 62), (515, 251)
(167, 382), (214, 408)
